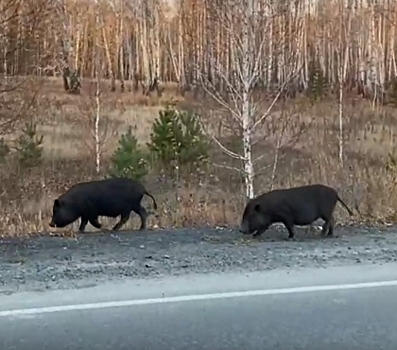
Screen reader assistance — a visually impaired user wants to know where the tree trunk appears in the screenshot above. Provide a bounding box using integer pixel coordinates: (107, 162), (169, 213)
(102, 23), (116, 92)
(118, 0), (125, 92)
(241, 0), (254, 200)
(94, 0), (101, 173)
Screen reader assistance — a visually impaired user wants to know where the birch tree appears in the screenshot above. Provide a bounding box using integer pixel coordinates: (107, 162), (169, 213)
(94, 0), (101, 173)
(199, 0), (301, 200)
(336, 0), (347, 166)
(116, 0), (125, 92)
(55, 0), (81, 94)
(79, 0), (114, 173)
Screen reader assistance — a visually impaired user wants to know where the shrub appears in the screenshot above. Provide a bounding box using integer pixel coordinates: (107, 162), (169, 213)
(16, 121), (44, 169)
(109, 126), (150, 181)
(148, 106), (209, 174)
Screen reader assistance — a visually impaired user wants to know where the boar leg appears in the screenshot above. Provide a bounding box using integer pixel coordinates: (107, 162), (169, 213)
(89, 216), (102, 229)
(282, 220), (296, 239)
(78, 216), (89, 232)
(326, 216), (335, 236)
(134, 205), (148, 230)
(321, 216), (334, 236)
(112, 212), (130, 231)
(321, 221), (329, 235)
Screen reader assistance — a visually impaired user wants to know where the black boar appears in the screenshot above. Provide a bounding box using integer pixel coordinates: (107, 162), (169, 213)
(49, 178), (158, 232)
(239, 184), (353, 239)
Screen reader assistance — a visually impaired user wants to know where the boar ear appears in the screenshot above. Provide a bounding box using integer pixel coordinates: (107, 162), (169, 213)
(254, 204), (261, 213)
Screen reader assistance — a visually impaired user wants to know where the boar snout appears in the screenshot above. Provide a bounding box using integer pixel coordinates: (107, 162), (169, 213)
(239, 222), (250, 234)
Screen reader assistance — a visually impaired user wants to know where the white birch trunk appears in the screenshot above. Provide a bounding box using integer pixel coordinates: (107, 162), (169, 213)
(119, 0), (125, 91)
(140, 2), (150, 89)
(178, 4), (185, 88)
(95, 72), (100, 174)
(154, 1), (160, 79)
(338, 67), (344, 167)
(94, 0), (101, 173)
(241, 0), (254, 200)
(267, 16), (273, 87)
(2, 0), (8, 82)
(338, 0), (344, 167)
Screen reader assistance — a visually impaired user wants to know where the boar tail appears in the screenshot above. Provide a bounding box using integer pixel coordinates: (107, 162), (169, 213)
(337, 195), (354, 216)
(145, 191), (158, 210)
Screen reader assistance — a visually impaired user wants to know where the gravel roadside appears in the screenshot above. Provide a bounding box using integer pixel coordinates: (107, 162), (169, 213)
(1, 224), (397, 295)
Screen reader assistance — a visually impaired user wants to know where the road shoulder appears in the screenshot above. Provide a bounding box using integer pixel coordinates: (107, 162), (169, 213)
(0, 224), (396, 295)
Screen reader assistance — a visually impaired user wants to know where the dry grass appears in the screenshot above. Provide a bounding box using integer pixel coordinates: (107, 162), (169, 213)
(0, 77), (396, 237)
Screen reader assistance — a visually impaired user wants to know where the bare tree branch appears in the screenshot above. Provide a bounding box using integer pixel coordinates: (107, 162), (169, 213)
(211, 161), (244, 174)
(198, 71), (242, 127)
(196, 112), (244, 160)
(253, 65), (303, 130)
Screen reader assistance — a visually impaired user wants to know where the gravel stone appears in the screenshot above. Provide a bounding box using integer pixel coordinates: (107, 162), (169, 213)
(0, 224), (397, 294)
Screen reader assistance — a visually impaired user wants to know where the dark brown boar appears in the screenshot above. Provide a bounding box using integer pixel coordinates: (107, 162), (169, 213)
(240, 184), (353, 240)
(49, 177), (158, 232)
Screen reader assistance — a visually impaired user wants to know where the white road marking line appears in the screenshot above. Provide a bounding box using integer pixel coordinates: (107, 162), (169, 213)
(1, 280), (397, 317)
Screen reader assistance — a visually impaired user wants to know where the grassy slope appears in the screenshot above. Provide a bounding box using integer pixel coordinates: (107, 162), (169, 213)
(0, 77), (396, 236)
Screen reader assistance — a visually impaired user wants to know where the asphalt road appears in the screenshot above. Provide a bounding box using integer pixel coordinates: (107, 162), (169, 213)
(1, 263), (397, 350)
